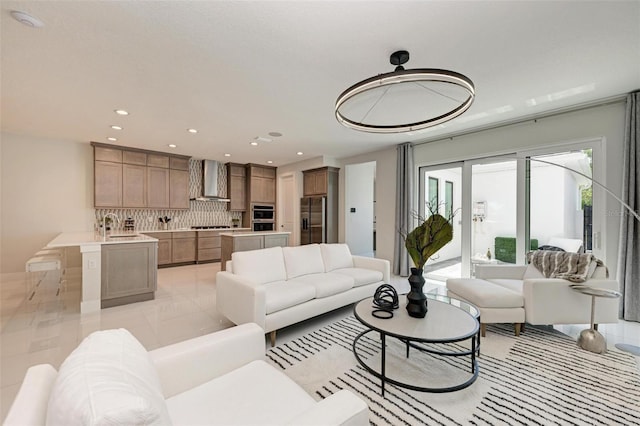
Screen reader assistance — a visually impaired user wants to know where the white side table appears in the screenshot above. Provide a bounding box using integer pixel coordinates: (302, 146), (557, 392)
(570, 285), (621, 354)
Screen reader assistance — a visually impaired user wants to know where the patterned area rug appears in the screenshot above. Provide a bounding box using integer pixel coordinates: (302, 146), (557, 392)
(266, 316), (640, 425)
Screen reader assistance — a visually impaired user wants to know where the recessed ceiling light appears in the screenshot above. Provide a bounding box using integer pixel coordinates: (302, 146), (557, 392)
(10, 11), (44, 28)
(268, 132), (283, 137)
(297, 152), (303, 156)
(114, 109), (129, 116)
(107, 137), (117, 142)
(250, 142), (259, 146)
(224, 153), (231, 157)
(187, 128), (198, 134)
(168, 144), (177, 148)
(267, 160), (273, 164)
(110, 125), (123, 130)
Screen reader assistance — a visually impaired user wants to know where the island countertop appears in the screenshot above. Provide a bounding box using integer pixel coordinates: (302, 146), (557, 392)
(219, 231), (291, 237)
(46, 231), (158, 248)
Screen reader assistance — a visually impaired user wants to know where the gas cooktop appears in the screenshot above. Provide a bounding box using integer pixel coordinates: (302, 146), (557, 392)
(191, 226), (230, 230)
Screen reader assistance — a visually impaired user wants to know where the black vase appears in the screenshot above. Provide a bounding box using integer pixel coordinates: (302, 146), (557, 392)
(406, 267), (428, 318)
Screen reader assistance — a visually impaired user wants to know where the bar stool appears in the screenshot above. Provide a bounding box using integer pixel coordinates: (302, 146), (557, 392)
(25, 255), (62, 310)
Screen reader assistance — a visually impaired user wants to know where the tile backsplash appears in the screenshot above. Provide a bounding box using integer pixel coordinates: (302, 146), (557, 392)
(95, 159), (242, 231)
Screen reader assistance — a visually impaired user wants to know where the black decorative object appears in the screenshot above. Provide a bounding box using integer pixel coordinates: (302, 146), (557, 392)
(372, 284), (399, 319)
(406, 268), (428, 318)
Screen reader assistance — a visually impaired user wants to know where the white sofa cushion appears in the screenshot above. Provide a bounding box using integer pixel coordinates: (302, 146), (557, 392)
(487, 278), (524, 294)
(264, 281), (316, 314)
(282, 244), (325, 279)
(447, 278), (524, 308)
(46, 329), (171, 426)
(165, 360), (314, 425)
(289, 272), (354, 298)
(320, 243), (354, 272)
(232, 247), (286, 285)
(333, 267), (384, 287)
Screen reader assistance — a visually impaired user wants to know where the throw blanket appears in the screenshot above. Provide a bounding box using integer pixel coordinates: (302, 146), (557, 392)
(526, 250), (607, 283)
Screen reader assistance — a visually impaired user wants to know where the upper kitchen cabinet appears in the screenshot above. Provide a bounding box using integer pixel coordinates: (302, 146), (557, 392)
(169, 168), (190, 209)
(246, 164), (276, 204)
(303, 167), (339, 196)
(94, 160), (123, 207)
(91, 142), (190, 209)
(226, 163), (247, 211)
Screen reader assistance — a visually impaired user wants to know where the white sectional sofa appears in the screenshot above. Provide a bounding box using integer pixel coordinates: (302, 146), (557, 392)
(216, 243), (390, 345)
(4, 324), (369, 426)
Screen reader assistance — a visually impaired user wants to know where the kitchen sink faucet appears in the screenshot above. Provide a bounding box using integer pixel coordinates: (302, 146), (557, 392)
(102, 213), (120, 240)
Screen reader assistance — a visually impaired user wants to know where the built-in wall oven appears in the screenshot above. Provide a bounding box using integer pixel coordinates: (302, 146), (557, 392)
(251, 204), (275, 232)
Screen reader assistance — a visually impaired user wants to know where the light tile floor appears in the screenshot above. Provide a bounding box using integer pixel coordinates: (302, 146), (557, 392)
(1, 263), (638, 420)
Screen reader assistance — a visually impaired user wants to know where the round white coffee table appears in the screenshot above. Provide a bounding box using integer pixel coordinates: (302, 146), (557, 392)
(353, 294), (480, 395)
(570, 285), (621, 354)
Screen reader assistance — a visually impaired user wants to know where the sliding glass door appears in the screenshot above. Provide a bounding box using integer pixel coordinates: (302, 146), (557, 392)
(417, 139), (602, 281)
(418, 164), (462, 280)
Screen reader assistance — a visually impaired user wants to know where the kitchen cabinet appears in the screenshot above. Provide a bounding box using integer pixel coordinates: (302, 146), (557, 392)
(147, 167), (170, 208)
(91, 142), (190, 209)
(94, 161), (122, 207)
(226, 163), (247, 211)
(220, 232), (290, 271)
(246, 164), (276, 204)
(169, 169), (190, 209)
(171, 231), (196, 263)
(101, 242), (157, 308)
(144, 232), (172, 265)
(197, 231), (222, 263)
(122, 164), (146, 208)
(303, 167), (339, 196)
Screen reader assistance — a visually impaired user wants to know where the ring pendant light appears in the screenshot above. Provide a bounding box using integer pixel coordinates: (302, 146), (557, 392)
(335, 50), (475, 133)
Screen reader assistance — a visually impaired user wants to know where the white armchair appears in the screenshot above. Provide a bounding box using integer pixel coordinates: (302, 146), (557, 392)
(4, 324), (369, 426)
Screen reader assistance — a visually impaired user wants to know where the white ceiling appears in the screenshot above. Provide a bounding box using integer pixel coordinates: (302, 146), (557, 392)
(2, 1), (639, 166)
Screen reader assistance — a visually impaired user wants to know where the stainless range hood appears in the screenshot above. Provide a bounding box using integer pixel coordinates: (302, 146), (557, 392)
(191, 160), (230, 202)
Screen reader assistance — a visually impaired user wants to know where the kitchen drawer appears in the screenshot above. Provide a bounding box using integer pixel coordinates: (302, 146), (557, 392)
(172, 231), (194, 239)
(198, 248), (221, 261)
(144, 232), (172, 240)
(198, 236), (221, 249)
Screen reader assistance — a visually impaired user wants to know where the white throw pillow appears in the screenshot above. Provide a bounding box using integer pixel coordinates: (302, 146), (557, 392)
(282, 244), (325, 279)
(232, 246), (287, 284)
(320, 244), (354, 272)
(46, 329), (172, 426)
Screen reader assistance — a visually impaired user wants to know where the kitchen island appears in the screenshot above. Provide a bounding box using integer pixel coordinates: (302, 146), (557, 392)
(220, 231), (291, 271)
(46, 232), (158, 314)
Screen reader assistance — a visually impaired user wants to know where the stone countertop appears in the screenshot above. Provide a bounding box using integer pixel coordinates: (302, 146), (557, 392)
(46, 232), (158, 248)
(219, 231), (291, 237)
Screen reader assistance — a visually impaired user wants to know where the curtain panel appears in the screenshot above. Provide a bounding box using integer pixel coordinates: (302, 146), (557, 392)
(617, 91), (640, 322)
(393, 142), (414, 276)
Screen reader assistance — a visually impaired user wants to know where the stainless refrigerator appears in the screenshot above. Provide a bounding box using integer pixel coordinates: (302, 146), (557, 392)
(300, 196), (326, 245)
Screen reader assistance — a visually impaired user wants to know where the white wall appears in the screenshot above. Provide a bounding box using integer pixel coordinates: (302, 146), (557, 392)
(339, 147), (396, 265)
(1, 133), (94, 273)
(413, 102), (626, 272)
(344, 162), (375, 255)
